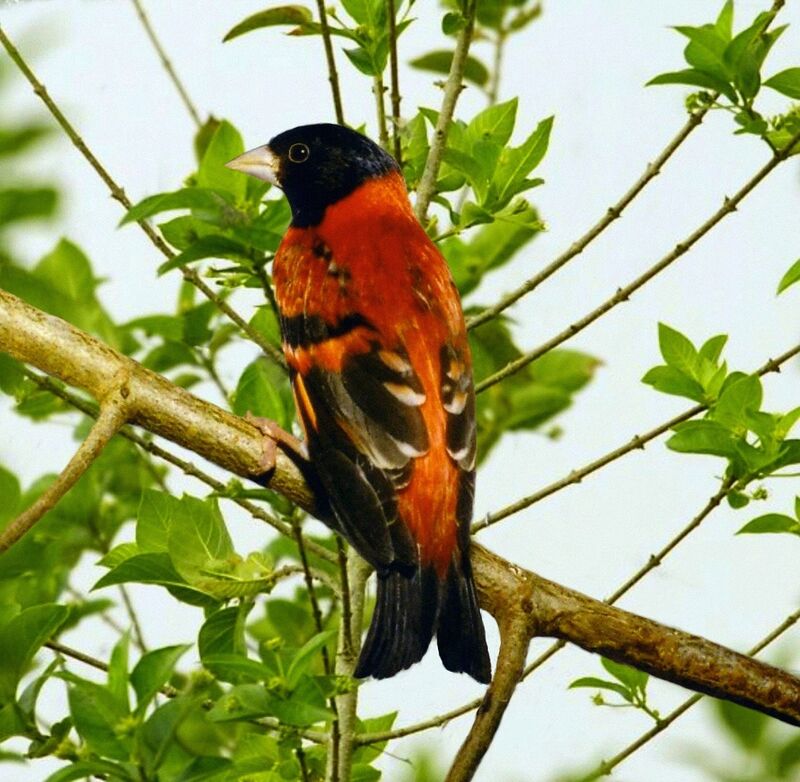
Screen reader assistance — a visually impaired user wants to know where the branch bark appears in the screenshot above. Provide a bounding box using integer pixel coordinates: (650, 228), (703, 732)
(2, 288), (799, 782)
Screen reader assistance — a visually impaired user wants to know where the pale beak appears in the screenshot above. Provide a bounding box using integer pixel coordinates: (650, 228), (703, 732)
(225, 144), (281, 186)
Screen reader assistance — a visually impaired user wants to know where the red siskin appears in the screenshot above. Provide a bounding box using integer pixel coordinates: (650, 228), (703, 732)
(227, 124), (491, 682)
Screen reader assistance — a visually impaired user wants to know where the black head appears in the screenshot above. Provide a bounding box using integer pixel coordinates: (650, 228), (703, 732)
(226, 123), (399, 227)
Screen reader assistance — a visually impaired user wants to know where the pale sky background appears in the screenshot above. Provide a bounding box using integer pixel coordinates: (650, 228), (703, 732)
(1, 1), (799, 781)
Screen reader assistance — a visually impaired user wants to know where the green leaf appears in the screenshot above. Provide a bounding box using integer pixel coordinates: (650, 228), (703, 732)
(167, 495), (234, 583)
(736, 513), (799, 535)
(286, 629), (337, 687)
(715, 699), (768, 750)
(713, 374), (762, 432)
(642, 365), (706, 403)
(466, 98), (518, 147)
(120, 188), (233, 226)
(137, 489), (182, 553)
(0, 187), (57, 227)
(0, 353), (25, 397)
(658, 323), (698, 377)
(493, 116), (553, 207)
(107, 633), (130, 713)
(698, 334), (728, 364)
(646, 69), (737, 102)
(223, 6), (313, 42)
(409, 50), (490, 88)
(601, 658), (648, 692)
(232, 357), (293, 428)
(202, 654), (272, 684)
(157, 235), (250, 275)
(197, 120), (246, 200)
(674, 24), (730, 82)
(199, 606), (247, 662)
(667, 420), (740, 458)
(764, 68), (800, 99)
(777, 258), (800, 294)
(0, 464), (21, 528)
(93, 552), (217, 606)
(0, 604), (69, 703)
(43, 760), (134, 782)
(568, 677), (632, 702)
(131, 645), (189, 712)
(63, 675), (130, 760)
(716, 0), (734, 41)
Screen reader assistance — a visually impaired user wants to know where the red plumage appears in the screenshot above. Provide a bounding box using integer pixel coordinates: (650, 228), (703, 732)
(228, 125), (491, 682)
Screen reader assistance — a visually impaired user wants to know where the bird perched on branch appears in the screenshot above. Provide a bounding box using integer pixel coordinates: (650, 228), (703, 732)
(227, 124), (491, 683)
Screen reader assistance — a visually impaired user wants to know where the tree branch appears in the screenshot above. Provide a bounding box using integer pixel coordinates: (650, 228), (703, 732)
(414, 0), (476, 222)
(387, 0), (402, 163)
(467, 106), (709, 330)
(0, 383), (129, 553)
(3, 288), (800, 782)
(476, 129), (800, 393)
(129, 0), (202, 127)
(475, 342), (800, 531)
(581, 605), (800, 781)
(315, 0), (345, 125)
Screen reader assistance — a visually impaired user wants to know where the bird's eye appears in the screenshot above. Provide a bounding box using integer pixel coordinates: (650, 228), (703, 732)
(288, 143), (310, 163)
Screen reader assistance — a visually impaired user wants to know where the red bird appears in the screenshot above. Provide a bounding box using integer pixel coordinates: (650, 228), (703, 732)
(227, 124), (491, 682)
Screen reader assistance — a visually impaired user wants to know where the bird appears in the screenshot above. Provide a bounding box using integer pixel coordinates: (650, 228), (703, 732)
(226, 123), (491, 683)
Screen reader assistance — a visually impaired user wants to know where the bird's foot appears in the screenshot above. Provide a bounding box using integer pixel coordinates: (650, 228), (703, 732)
(245, 412), (307, 475)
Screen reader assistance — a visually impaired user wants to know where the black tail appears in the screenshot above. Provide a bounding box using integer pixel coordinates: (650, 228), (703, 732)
(437, 554), (492, 683)
(354, 557), (492, 683)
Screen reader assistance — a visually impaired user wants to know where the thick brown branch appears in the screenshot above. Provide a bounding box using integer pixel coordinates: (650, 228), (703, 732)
(474, 545), (800, 727)
(0, 289), (315, 515)
(476, 129), (800, 393)
(0, 385), (129, 552)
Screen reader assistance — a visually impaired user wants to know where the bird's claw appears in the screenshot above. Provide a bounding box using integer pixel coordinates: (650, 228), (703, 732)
(245, 412), (307, 475)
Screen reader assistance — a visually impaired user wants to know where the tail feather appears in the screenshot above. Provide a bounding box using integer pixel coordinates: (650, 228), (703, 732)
(354, 566), (438, 679)
(354, 557), (491, 683)
(437, 554), (492, 684)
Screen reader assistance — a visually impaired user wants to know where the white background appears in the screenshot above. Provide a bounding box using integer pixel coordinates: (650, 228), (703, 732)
(1, 1), (799, 780)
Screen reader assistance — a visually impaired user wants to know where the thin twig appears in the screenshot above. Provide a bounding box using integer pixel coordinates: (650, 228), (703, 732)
(129, 0), (202, 127)
(466, 107), (709, 330)
(414, 0), (477, 221)
(326, 549), (369, 782)
(476, 130), (800, 393)
(468, 0), (786, 332)
(387, 0), (402, 163)
(0, 26), (285, 370)
(486, 30), (506, 106)
(475, 342), (800, 530)
(581, 605), (800, 781)
(0, 386), (130, 553)
(20, 368), (336, 565)
(373, 74), (390, 150)
(315, 0), (345, 124)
